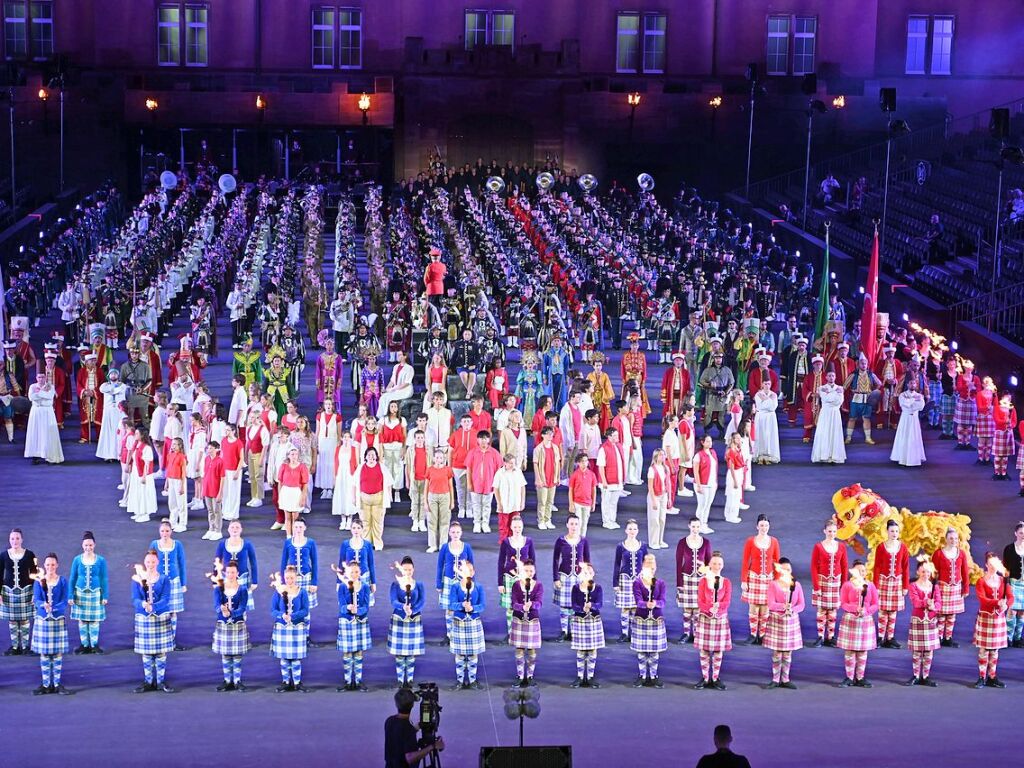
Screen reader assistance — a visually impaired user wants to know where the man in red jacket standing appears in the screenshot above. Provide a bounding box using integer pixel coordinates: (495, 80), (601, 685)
(423, 248), (447, 310)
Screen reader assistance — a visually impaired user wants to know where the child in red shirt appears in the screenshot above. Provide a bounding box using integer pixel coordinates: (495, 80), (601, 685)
(201, 441), (226, 541)
(568, 454), (598, 536)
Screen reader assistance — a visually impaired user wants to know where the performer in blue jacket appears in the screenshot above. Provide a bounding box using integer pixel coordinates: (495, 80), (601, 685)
(31, 553), (72, 695)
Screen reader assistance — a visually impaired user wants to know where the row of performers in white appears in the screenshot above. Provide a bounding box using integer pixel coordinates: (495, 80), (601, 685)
(6, 521), (1017, 694)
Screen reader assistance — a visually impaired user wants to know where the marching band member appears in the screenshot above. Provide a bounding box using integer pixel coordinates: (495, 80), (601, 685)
(448, 560), (486, 690)
(150, 520), (188, 649)
(764, 558), (805, 689)
(31, 553), (72, 695)
(872, 519), (910, 649)
(973, 552), (1010, 689)
(131, 550), (176, 693)
(388, 556), (426, 688)
(271, 566), (310, 693)
(68, 531), (109, 654)
(905, 560), (941, 687)
(676, 518), (712, 644)
(631, 553), (667, 688)
(612, 520), (648, 643)
(694, 550), (732, 690)
(932, 527), (970, 647)
(509, 559), (544, 687)
(837, 561), (879, 688)
(740, 515), (781, 645)
(216, 520), (259, 610)
(1003, 522), (1024, 647)
(498, 515), (536, 633)
(282, 518), (319, 613)
(570, 561), (605, 687)
(336, 560), (372, 691)
(810, 519), (848, 647)
(1, 529), (37, 655)
(212, 560), (250, 692)
(553, 515), (591, 641)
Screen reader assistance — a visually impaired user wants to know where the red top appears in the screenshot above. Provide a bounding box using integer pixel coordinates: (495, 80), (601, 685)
(598, 441), (624, 485)
(465, 446), (502, 493)
(840, 581), (879, 615)
(278, 462), (310, 488)
(648, 463), (668, 497)
(334, 443), (358, 476)
(202, 455), (226, 497)
(165, 451), (187, 481)
(872, 542), (910, 590)
(908, 581), (943, 620)
(697, 577), (732, 615)
(246, 425), (266, 454)
(220, 437), (244, 471)
(725, 447), (745, 471)
(931, 547), (970, 595)
(542, 445), (557, 487)
(531, 410), (548, 444)
(741, 537), (781, 579)
(693, 449), (717, 486)
(568, 467), (597, 506)
(810, 541), (849, 587)
(380, 422), (406, 445)
(976, 575), (1009, 613)
(424, 261), (447, 296)
(134, 444), (152, 476)
(994, 406), (1017, 431)
(360, 463), (384, 494)
(448, 428), (475, 469)
(425, 465), (453, 495)
(467, 408), (493, 435)
(955, 373), (981, 399)
(974, 388), (996, 414)
(412, 446), (429, 480)
(429, 366), (446, 384)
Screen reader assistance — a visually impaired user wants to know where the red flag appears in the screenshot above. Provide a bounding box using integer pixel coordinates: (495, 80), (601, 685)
(861, 228), (880, 364)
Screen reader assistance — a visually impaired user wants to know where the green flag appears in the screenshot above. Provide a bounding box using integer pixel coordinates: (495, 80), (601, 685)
(814, 226), (831, 341)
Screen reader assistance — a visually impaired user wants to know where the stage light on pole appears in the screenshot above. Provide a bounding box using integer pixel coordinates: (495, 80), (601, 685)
(1011, 375), (1019, 387)
(832, 95), (845, 109)
(358, 93), (371, 125)
(902, 313), (909, 321)
(881, 116), (911, 258)
(802, 98), (828, 231)
(859, 286), (865, 294)
(830, 272), (836, 279)
(951, 341), (958, 351)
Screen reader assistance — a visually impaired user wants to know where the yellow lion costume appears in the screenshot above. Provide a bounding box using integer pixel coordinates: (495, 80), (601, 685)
(831, 483), (981, 583)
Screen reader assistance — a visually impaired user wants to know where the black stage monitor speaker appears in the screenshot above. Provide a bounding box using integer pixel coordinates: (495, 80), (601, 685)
(990, 108), (1010, 140)
(880, 87), (897, 113)
(800, 73), (817, 95)
(480, 746), (572, 768)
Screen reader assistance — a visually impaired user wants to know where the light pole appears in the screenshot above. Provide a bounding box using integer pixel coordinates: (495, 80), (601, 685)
(627, 91), (641, 152)
(801, 99), (827, 231)
(8, 88), (16, 213)
(358, 92), (371, 126)
(880, 118), (910, 256)
(744, 63), (760, 198)
(255, 94), (266, 176)
(708, 96), (722, 142)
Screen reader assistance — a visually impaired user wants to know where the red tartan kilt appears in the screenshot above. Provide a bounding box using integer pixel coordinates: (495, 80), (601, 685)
(837, 613), (877, 652)
(877, 577), (905, 612)
(938, 582), (966, 615)
(694, 613), (732, 653)
(973, 612), (1008, 650)
(742, 572), (770, 605)
(812, 576), (841, 611)
(994, 428), (1015, 457)
(976, 412), (995, 441)
(1016, 450), (1024, 471)
(763, 612), (802, 651)
(908, 616), (939, 652)
(954, 397), (976, 426)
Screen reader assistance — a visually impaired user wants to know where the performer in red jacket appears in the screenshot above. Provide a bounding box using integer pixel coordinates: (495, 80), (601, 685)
(993, 393), (1016, 480)
(76, 353), (104, 443)
(740, 515), (781, 644)
(838, 561), (879, 688)
(747, 351), (779, 399)
(659, 352), (690, 418)
(972, 552), (1010, 689)
(953, 361), (981, 449)
(694, 550), (732, 690)
(932, 528), (971, 647)
(872, 519), (910, 648)
(974, 377), (997, 464)
(810, 519), (849, 646)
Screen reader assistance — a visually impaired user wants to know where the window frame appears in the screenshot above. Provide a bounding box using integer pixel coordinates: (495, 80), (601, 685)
(311, 6), (335, 69)
(765, 14), (790, 76)
(792, 15), (816, 76)
(929, 15), (954, 76)
(28, 0), (51, 61)
(338, 7), (362, 69)
(156, 3), (182, 67)
(904, 15), (928, 75)
(491, 11), (514, 50)
(641, 12), (666, 74)
(615, 11), (640, 74)
(464, 9), (513, 52)
(904, 14), (955, 76)
(3, 0), (26, 60)
(183, 3), (208, 68)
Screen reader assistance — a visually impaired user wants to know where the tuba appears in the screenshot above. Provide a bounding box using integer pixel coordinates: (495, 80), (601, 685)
(577, 174), (598, 194)
(485, 176), (506, 194)
(159, 171), (178, 191)
(535, 172), (555, 191)
(637, 172), (655, 192)
(218, 174), (237, 194)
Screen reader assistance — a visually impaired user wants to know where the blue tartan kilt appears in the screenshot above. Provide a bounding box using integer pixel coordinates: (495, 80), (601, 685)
(927, 381), (942, 407)
(615, 572), (638, 610)
(70, 587), (106, 622)
(167, 577), (185, 614)
(449, 617), (486, 656)
(509, 617), (542, 650)
(212, 621), (251, 656)
(238, 573), (256, 611)
(439, 576), (457, 611)
(271, 621), (309, 660)
(387, 614), (426, 656)
(940, 394), (956, 419)
(362, 572), (376, 608)
(31, 616), (69, 655)
(1011, 578), (1024, 612)
(630, 616), (668, 653)
(134, 612), (175, 655)
(499, 573), (514, 611)
(297, 572), (318, 609)
(570, 613), (606, 651)
(556, 573), (580, 610)
(0, 585), (34, 621)
(336, 616), (371, 653)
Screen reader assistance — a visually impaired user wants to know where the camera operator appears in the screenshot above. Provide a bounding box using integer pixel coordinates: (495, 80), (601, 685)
(385, 688), (445, 767)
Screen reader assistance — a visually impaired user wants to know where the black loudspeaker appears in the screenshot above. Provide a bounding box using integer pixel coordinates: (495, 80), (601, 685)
(746, 62), (759, 82)
(800, 73), (817, 95)
(990, 108), (1010, 140)
(479, 746), (572, 768)
(880, 87), (897, 113)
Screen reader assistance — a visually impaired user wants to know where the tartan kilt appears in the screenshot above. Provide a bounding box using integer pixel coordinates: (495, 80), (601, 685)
(694, 614), (733, 653)
(0, 585), (33, 621)
(70, 587), (106, 622)
(630, 616), (668, 653)
(509, 617), (543, 649)
(615, 572), (638, 610)
(1011, 578), (1024, 611)
(439, 576), (457, 611)
(676, 574), (700, 611)
(570, 614), (606, 651)
(954, 396), (977, 426)
(763, 612), (802, 652)
(976, 412), (995, 441)
(238, 573), (256, 611)
(336, 616), (372, 653)
(994, 428), (1015, 457)
(167, 577), (185, 614)
(212, 621), (252, 655)
(387, 615), (426, 656)
(556, 573), (580, 610)
(928, 381), (942, 406)
(836, 613), (877, 652)
(297, 572), (318, 609)
(940, 394), (955, 420)
(742, 572), (770, 606)
(499, 573), (514, 611)
(877, 576), (906, 612)
(449, 617), (486, 656)
(271, 622), (309, 659)
(907, 616), (940, 652)
(937, 582), (966, 615)
(31, 616), (69, 655)
(812, 576), (842, 611)
(134, 612), (175, 655)
(973, 612), (1008, 650)
(1016, 451), (1024, 471)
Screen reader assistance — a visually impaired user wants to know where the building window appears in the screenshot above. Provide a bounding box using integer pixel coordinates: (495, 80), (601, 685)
(157, 4), (181, 66)
(3, 1), (26, 59)
(905, 15), (954, 75)
(464, 10), (513, 50)
(4, 0), (50, 60)
(793, 16), (816, 75)
(29, 0), (50, 60)
(339, 8), (361, 68)
(642, 13), (666, 73)
(766, 15), (790, 75)
(184, 5), (207, 66)
(615, 12), (639, 73)
(312, 7), (335, 68)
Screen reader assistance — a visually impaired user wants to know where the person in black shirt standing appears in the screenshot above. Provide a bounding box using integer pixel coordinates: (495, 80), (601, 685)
(384, 687), (446, 768)
(695, 725), (752, 768)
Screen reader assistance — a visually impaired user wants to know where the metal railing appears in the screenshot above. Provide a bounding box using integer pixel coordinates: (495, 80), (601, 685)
(951, 279), (1024, 339)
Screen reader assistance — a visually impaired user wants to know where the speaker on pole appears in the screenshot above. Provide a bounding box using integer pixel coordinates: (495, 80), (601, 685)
(800, 73), (817, 95)
(990, 108), (1010, 140)
(879, 87), (897, 113)
(479, 746), (572, 768)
